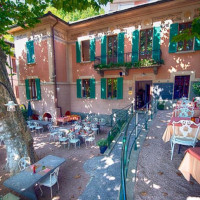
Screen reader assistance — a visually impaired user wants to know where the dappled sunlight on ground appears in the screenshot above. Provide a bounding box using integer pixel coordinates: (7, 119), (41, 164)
(134, 110), (200, 200)
(0, 124), (111, 199)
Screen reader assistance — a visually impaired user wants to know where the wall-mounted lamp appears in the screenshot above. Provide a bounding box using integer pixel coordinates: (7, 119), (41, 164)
(0, 81), (18, 112)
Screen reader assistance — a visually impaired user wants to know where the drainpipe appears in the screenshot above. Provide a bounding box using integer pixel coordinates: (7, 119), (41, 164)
(52, 20), (62, 116)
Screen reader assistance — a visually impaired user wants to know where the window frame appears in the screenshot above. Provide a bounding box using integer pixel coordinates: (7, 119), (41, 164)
(107, 78), (117, 99)
(82, 79), (90, 98)
(107, 35), (118, 64)
(81, 40), (90, 62)
(139, 28), (153, 60)
(177, 22), (194, 52)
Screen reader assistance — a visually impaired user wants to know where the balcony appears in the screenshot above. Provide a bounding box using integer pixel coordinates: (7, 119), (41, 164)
(94, 50), (163, 77)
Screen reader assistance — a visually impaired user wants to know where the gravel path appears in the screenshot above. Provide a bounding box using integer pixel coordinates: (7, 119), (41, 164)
(134, 110), (200, 200)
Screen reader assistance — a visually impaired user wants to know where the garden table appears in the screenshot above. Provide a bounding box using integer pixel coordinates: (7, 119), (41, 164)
(162, 117), (200, 142)
(179, 147), (200, 184)
(56, 115), (81, 125)
(3, 155), (66, 200)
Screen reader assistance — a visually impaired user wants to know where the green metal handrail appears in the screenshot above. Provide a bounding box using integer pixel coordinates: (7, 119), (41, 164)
(119, 99), (157, 200)
(107, 104), (133, 149)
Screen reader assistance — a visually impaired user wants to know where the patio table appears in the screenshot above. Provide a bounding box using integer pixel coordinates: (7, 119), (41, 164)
(179, 147), (200, 184)
(162, 117), (200, 142)
(56, 115), (81, 125)
(3, 155), (66, 200)
(29, 120), (52, 131)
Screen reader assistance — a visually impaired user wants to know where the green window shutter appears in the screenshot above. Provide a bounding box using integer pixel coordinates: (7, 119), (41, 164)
(101, 35), (107, 64)
(77, 79), (82, 98)
(117, 32), (125, 63)
(117, 77), (123, 99)
(90, 39), (95, 61)
(132, 30), (139, 63)
(76, 41), (81, 63)
(25, 79), (30, 100)
(26, 40), (35, 64)
(90, 79), (95, 99)
(194, 37), (200, 51)
(101, 78), (107, 99)
(152, 26), (161, 62)
(35, 78), (41, 100)
(169, 23), (178, 53)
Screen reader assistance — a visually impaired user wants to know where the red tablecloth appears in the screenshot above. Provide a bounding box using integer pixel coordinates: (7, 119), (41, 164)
(186, 147), (200, 161)
(56, 115), (80, 123)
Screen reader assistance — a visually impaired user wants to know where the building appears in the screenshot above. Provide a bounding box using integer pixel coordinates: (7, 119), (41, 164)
(8, 0), (200, 119)
(5, 41), (19, 103)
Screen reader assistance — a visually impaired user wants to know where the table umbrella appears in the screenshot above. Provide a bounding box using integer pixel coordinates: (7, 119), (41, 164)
(27, 101), (33, 119)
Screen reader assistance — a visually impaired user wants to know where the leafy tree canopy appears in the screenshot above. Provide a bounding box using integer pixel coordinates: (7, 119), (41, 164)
(0, 0), (112, 54)
(173, 16), (200, 42)
(45, 6), (105, 22)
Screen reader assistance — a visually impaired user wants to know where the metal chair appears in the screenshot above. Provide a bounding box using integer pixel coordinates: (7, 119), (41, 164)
(170, 120), (200, 160)
(38, 167), (60, 199)
(34, 122), (43, 135)
(68, 134), (80, 149)
(85, 132), (96, 147)
(58, 132), (68, 148)
(48, 124), (59, 142)
(27, 121), (36, 131)
(18, 157), (30, 171)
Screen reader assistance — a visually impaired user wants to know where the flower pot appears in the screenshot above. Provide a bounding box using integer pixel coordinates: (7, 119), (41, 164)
(100, 146), (107, 154)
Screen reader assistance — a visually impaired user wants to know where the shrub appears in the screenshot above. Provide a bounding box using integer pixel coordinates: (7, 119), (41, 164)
(157, 101), (165, 110)
(97, 138), (108, 147)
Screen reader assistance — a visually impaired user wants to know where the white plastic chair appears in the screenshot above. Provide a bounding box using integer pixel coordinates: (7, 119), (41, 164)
(34, 122), (43, 135)
(18, 157), (30, 171)
(85, 133), (96, 147)
(170, 120), (200, 160)
(39, 167), (60, 199)
(68, 134), (80, 149)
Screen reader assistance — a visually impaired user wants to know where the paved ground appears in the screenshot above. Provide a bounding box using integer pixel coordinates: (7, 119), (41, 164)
(0, 124), (110, 200)
(134, 110), (200, 200)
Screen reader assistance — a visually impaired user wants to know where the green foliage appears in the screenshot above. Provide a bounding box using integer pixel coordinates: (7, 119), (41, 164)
(173, 16), (200, 42)
(0, 0), (112, 54)
(192, 82), (200, 96)
(157, 101), (165, 110)
(94, 59), (163, 70)
(97, 138), (108, 147)
(21, 109), (28, 121)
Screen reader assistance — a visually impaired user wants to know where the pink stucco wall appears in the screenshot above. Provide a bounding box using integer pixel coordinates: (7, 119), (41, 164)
(19, 40), (49, 82)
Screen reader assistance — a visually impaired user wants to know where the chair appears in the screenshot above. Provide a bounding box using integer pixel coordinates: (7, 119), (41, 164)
(85, 133), (96, 147)
(58, 132), (68, 148)
(175, 107), (194, 118)
(48, 124), (59, 142)
(18, 157), (30, 171)
(38, 167), (60, 199)
(170, 120), (200, 160)
(27, 121), (36, 131)
(68, 134), (80, 149)
(34, 122), (43, 135)
(91, 123), (99, 134)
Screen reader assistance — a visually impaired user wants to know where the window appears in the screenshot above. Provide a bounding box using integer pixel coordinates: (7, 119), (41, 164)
(82, 40), (90, 62)
(140, 29), (153, 60)
(26, 40), (35, 64)
(177, 22), (193, 51)
(82, 79), (90, 98)
(107, 78), (117, 99)
(12, 58), (16, 73)
(107, 35), (118, 64)
(77, 79), (95, 99)
(25, 78), (41, 100)
(101, 77), (123, 99)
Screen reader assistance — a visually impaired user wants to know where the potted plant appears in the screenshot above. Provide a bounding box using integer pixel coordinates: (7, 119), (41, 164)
(97, 138), (108, 154)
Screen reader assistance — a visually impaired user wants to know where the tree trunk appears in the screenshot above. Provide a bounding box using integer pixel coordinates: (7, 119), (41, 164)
(0, 47), (37, 175)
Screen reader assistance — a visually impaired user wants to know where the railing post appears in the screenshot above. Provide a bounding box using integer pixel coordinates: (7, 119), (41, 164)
(151, 101), (153, 120)
(145, 104), (148, 130)
(135, 112), (138, 138)
(131, 103), (133, 115)
(110, 113), (113, 127)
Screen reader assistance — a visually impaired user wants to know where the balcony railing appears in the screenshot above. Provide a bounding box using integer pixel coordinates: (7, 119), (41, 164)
(94, 50), (162, 70)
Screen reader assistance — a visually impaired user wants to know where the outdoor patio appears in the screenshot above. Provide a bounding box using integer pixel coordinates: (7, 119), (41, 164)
(0, 124), (110, 200)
